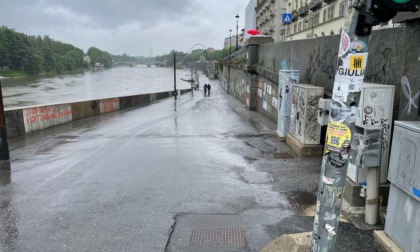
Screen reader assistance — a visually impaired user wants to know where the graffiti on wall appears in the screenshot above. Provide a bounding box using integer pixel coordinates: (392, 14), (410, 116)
(23, 105), (72, 133)
(281, 59), (294, 70)
(23, 105), (72, 125)
(305, 45), (337, 83)
(401, 76), (419, 115)
(364, 44), (393, 84)
(306, 96), (321, 142)
(100, 98), (120, 113)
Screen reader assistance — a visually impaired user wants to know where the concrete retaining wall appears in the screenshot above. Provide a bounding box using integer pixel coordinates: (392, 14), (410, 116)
(5, 90), (184, 139)
(223, 22), (420, 122)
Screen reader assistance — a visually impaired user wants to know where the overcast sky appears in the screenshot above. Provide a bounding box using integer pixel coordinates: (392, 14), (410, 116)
(1, 0), (247, 57)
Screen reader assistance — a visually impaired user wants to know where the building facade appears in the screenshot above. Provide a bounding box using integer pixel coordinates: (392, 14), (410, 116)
(253, 0), (348, 42)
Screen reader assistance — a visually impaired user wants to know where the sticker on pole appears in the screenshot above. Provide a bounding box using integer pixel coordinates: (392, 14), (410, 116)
(338, 32), (350, 57)
(333, 52), (368, 102)
(326, 122), (351, 152)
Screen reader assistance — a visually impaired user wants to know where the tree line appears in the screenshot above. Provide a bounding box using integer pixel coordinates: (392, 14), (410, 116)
(154, 47), (232, 69)
(0, 26), (135, 77)
(0, 26), (233, 77)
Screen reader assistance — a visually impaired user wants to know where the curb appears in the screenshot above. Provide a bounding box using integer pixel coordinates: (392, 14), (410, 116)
(373, 230), (403, 252)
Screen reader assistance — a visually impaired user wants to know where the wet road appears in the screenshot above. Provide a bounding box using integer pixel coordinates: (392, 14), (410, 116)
(0, 77), (302, 252)
(0, 77), (382, 251)
(1, 65), (192, 109)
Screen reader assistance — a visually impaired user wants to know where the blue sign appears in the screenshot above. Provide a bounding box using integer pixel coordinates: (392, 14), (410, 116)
(282, 13), (292, 24)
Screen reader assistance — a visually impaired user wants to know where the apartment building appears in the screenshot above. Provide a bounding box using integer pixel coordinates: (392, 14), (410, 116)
(224, 32), (245, 50)
(287, 0), (347, 40)
(254, 0), (347, 42)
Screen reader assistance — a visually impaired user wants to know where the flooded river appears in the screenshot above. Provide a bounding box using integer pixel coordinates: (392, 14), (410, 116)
(1, 65), (193, 109)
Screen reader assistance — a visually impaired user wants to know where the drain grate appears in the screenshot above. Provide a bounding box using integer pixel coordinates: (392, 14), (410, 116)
(190, 227), (246, 247)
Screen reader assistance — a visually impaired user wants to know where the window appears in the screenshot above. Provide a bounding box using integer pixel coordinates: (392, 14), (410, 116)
(328, 5), (335, 20)
(339, 1), (345, 16)
(293, 24), (297, 33)
(298, 21), (302, 31)
(304, 18), (309, 29)
(314, 13), (320, 26)
(323, 9), (327, 22)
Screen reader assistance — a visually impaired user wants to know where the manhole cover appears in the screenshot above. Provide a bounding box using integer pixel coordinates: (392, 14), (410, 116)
(190, 227), (246, 247)
(272, 152), (294, 159)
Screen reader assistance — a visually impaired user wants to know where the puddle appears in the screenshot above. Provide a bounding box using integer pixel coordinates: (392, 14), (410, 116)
(287, 191), (317, 216)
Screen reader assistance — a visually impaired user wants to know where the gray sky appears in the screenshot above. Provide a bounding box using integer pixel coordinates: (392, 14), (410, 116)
(1, 0), (247, 56)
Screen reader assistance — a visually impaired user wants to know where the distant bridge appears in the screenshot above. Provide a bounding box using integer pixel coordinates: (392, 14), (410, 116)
(112, 61), (136, 67)
(112, 60), (167, 67)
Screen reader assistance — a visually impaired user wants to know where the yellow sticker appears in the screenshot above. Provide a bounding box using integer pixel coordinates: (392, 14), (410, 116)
(326, 122), (352, 152)
(349, 55), (364, 70)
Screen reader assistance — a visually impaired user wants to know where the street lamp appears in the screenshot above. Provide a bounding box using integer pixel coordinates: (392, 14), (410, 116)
(235, 14), (239, 51)
(228, 29), (232, 94)
(229, 29), (232, 56)
(173, 44), (207, 99)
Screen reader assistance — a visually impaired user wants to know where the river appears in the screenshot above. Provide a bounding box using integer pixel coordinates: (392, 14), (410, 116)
(1, 65), (194, 109)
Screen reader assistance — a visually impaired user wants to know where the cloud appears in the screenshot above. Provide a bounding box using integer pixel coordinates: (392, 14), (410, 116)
(0, 0), (248, 56)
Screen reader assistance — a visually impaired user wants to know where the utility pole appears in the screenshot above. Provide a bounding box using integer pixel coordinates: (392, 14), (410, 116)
(173, 53), (177, 99)
(310, 2), (369, 251)
(311, 0), (419, 249)
(0, 79), (10, 170)
(235, 14), (239, 51)
(228, 29), (232, 94)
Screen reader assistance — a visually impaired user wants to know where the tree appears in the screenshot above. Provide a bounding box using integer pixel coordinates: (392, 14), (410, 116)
(41, 47), (56, 72)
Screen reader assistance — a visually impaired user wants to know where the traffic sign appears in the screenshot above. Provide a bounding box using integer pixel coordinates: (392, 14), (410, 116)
(282, 13), (292, 24)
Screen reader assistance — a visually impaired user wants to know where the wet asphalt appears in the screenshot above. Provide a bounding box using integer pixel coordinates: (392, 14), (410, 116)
(0, 78), (384, 251)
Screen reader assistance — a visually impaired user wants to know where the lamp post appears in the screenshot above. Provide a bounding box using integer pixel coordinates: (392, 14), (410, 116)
(228, 29), (232, 94)
(173, 44), (207, 99)
(310, 12), (315, 37)
(229, 29), (232, 57)
(235, 14), (239, 51)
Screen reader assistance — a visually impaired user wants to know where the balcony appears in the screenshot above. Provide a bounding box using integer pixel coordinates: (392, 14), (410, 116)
(324, 0), (336, 3)
(298, 5), (309, 17)
(292, 10), (298, 21)
(309, 0), (323, 10)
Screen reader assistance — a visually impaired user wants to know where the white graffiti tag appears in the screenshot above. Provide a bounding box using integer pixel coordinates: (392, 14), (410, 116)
(401, 76), (419, 115)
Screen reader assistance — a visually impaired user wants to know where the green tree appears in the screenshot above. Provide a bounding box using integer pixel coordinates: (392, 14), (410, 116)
(41, 47), (56, 72)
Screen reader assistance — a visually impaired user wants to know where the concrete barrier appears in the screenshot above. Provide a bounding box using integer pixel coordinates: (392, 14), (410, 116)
(5, 89), (189, 139)
(71, 100), (100, 121)
(23, 104), (73, 134)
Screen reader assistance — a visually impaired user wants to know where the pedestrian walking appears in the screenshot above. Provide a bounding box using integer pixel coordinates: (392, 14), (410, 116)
(204, 83), (208, 96)
(207, 83), (211, 96)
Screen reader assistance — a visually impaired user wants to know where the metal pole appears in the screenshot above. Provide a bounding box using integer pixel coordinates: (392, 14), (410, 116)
(0, 80), (10, 167)
(311, 1), (371, 250)
(229, 29), (232, 94)
(173, 53), (177, 99)
(365, 166), (380, 225)
(235, 14), (239, 51)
